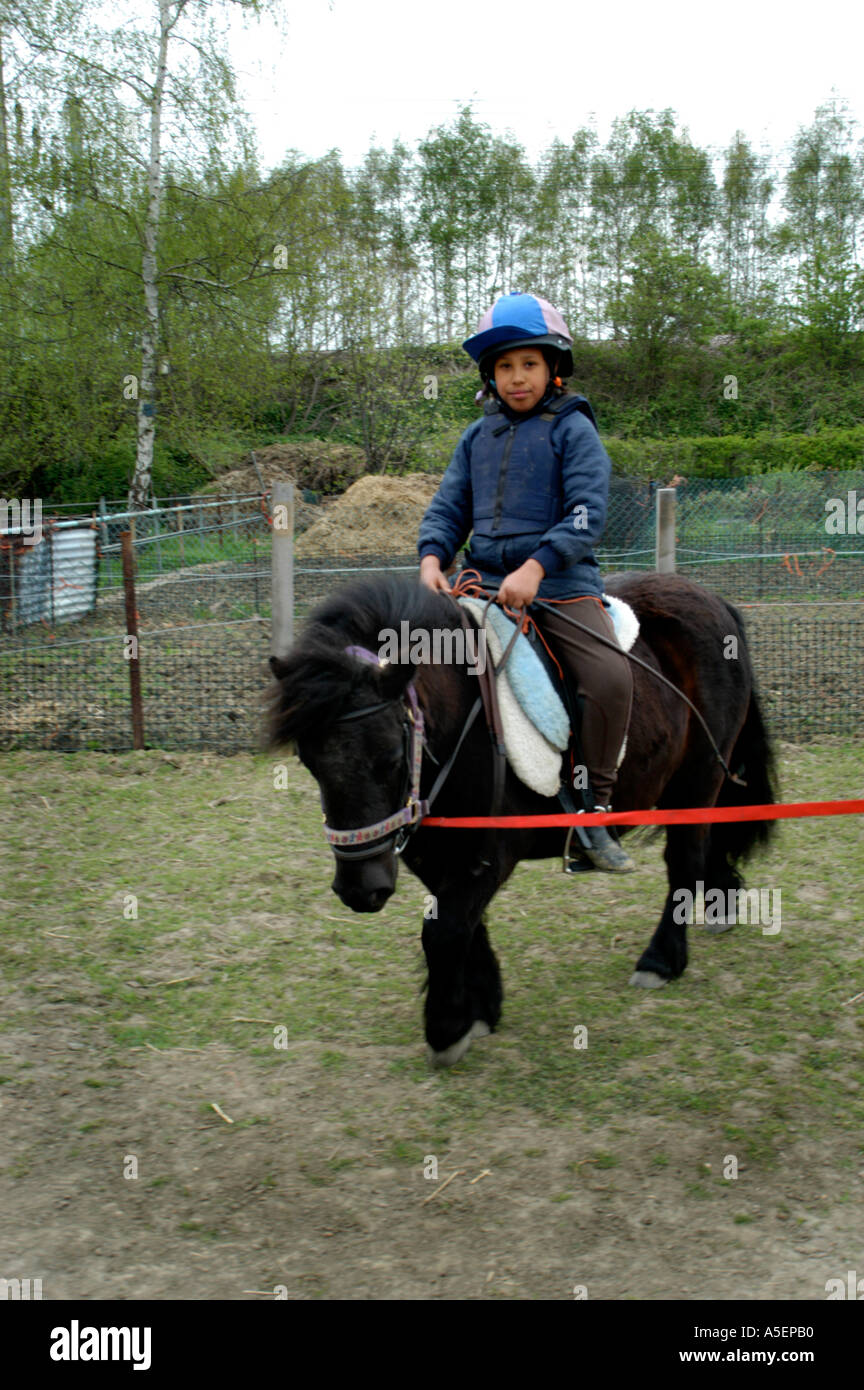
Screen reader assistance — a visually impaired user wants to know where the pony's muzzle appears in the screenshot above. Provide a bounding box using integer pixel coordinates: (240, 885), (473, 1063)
(333, 853), (397, 912)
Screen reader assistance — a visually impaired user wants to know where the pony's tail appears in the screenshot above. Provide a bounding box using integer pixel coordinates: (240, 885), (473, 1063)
(713, 603), (778, 866)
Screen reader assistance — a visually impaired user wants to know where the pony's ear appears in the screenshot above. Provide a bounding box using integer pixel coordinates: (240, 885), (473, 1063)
(269, 654), (287, 680)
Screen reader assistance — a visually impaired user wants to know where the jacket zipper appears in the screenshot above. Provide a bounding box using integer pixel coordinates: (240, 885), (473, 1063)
(492, 424), (516, 533)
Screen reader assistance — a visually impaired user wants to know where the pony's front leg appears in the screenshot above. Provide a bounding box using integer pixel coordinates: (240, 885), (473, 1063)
(631, 824), (710, 989)
(422, 893), (503, 1067)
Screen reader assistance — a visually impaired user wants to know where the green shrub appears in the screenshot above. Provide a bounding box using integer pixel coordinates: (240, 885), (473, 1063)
(604, 427), (864, 480)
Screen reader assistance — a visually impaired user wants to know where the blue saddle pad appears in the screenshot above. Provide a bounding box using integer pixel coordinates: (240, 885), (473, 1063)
(464, 594), (638, 752)
(474, 602), (571, 751)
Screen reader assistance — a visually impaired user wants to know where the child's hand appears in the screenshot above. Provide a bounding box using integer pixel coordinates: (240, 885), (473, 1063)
(497, 559), (544, 609)
(419, 555), (452, 593)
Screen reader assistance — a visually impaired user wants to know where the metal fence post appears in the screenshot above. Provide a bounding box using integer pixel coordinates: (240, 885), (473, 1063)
(120, 530), (145, 749)
(97, 495), (111, 588)
(152, 492), (163, 575)
(271, 481), (294, 659)
(8, 542), (15, 633)
(656, 487), (676, 573)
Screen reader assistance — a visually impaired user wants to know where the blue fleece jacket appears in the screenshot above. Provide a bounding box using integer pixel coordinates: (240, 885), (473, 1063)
(417, 390), (611, 599)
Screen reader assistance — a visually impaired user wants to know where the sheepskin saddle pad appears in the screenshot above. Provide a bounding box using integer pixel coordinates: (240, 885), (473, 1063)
(456, 594), (639, 798)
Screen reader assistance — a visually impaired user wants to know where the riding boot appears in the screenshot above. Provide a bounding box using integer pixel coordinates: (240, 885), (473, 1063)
(566, 808), (636, 874)
(533, 597), (635, 873)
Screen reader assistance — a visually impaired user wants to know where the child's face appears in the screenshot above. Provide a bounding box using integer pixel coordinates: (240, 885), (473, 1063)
(492, 347), (550, 412)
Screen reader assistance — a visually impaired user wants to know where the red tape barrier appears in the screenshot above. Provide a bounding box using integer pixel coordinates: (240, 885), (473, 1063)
(423, 800), (864, 829)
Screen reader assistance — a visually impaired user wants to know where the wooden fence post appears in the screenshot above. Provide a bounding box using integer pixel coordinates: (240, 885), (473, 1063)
(271, 481), (294, 659)
(656, 487), (676, 573)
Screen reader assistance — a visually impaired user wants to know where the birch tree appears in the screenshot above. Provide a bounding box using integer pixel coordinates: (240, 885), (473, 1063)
(26, 0), (275, 509)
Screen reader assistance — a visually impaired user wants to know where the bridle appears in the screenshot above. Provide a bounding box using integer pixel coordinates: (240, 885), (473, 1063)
(322, 645), (428, 860)
(322, 643), (484, 861)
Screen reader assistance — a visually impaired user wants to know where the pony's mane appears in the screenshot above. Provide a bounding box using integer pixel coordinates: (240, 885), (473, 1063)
(268, 574), (462, 746)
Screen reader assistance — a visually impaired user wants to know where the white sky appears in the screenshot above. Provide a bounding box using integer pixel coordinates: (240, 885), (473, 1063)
(228, 0), (864, 174)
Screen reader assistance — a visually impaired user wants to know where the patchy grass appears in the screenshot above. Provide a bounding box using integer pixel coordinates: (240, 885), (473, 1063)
(1, 741), (863, 1299)
(2, 746), (863, 1132)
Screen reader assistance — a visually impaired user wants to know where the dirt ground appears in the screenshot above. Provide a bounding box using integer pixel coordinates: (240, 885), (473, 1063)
(1, 746), (862, 1301)
(2, 1020), (861, 1300)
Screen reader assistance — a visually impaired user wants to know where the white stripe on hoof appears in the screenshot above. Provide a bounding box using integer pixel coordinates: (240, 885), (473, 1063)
(629, 970), (669, 989)
(427, 1019), (490, 1069)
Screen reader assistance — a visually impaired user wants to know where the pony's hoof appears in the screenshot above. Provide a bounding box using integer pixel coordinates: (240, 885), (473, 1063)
(701, 917), (734, 935)
(629, 970), (668, 989)
(427, 1019), (490, 1069)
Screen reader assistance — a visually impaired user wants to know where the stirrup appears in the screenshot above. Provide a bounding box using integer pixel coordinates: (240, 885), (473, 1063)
(563, 824), (594, 873)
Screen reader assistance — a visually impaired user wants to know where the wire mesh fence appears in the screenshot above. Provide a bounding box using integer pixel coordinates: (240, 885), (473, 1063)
(1, 473), (863, 751)
(740, 605), (864, 742)
(0, 619), (270, 753)
(2, 497), (271, 641)
(2, 602), (860, 751)
(95, 495), (266, 586)
(671, 472), (864, 601)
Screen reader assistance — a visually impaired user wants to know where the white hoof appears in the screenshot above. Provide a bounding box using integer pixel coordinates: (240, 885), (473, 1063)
(629, 970), (668, 989)
(427, 1019), (490, 1069)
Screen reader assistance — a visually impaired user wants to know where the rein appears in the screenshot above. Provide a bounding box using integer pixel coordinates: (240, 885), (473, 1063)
(530, 595), (747, 788)
(447, 575), (746, 788)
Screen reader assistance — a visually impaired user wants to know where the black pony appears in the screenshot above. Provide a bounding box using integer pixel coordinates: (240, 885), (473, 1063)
(269, 572), (777, 1066)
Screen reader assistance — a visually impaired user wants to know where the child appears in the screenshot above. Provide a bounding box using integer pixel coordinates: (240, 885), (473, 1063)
(418, 291), (634, 872)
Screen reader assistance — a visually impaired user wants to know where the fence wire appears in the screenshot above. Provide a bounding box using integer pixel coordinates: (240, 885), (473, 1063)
(0, 619), (270, 753)
(1, 475), (863, 750)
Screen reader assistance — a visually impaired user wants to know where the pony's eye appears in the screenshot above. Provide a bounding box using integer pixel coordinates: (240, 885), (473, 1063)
(373, 753), (403, 779)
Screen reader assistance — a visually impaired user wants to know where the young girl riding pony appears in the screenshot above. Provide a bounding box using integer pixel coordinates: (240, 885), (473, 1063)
(418, 292), (635, 872)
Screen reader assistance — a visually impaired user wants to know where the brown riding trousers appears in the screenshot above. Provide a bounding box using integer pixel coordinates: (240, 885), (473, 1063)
(531, 596), (633, 807)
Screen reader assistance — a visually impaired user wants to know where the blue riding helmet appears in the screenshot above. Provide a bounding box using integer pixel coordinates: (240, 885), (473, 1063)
(463, 292), (574, 378)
